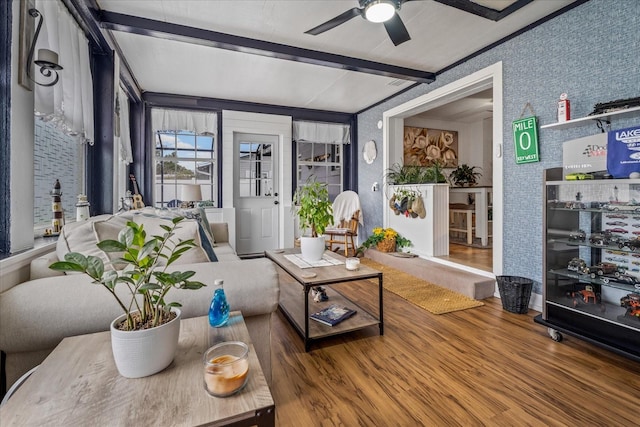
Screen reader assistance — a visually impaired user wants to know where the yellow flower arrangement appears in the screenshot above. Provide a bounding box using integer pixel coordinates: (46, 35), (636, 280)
(359, 227), (411, 253)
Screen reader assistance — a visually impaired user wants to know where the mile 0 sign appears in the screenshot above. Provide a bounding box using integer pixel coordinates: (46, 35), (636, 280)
(512, 116), (540, 164)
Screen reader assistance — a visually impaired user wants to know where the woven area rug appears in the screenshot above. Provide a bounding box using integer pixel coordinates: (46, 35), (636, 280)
(360, 258), (485, 315)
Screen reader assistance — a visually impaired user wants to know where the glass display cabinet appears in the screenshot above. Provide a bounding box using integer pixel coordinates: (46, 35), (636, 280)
(534, 168), (640, 361)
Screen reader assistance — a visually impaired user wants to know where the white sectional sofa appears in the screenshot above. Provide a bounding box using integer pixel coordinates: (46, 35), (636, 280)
(0, 210), (280, 392)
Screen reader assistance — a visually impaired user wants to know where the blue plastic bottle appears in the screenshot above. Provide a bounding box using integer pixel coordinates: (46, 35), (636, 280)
(208, 279), (230, 327)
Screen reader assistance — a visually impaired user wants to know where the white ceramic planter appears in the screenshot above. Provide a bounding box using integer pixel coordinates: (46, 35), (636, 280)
(110, 308), (181, 378)
(300, 235), (326, 261)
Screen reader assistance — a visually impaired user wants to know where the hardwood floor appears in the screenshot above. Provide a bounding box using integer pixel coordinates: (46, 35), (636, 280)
(269, 279), (640, 426)
(438, 243), (493, 272)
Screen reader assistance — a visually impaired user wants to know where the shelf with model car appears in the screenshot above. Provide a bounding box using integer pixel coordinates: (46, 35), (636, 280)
(535, 170), (640, 361)
(540, 105), (640, 130)
(551, 233), (640, 254)
(544, 282), (639, 330)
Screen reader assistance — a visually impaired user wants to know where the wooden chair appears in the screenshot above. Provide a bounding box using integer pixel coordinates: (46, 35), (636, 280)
(325, 209), (360, 257)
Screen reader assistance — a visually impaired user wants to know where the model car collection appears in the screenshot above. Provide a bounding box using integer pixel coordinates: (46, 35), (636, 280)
(589, 231), (614, 246)
(606, 227), (628, 234)
(585, 262), (620, 278)
(568, 230), (586, 242)
(603, 202), (640, 213)
(545, 179), (640, 354)
(602, 274), (640, 286)
(567, 285), (600, 304)
(567, 258), (587, 273)
(551, 200), (640, 213)
(620, 293), (640, 318)
(619, 238), (640, 251)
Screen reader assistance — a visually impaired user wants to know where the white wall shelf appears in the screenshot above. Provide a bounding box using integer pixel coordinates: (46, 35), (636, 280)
(540, 105), (640, 130)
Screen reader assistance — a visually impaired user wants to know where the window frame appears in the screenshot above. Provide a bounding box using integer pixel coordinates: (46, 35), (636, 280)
(295, 140), (344, 202)
(153, 129), (217, 208)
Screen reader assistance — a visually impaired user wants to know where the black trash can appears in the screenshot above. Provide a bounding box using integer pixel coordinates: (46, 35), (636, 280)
(496, 276), (533, 314)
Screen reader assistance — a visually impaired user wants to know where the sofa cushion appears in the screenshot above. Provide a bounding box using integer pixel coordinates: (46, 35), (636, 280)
(0, 258), (279, 353)
(210, 243), (240, 262)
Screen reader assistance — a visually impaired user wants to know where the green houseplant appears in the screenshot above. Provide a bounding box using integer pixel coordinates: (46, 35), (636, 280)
(49, 217), (206, 377)
(449, 164), (482, 187)
(385, 162), (447, 185)
(293, 178), (334, 261)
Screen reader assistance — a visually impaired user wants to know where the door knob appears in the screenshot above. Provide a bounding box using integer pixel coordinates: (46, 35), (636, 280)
(274, 200), (279, 205)
(274, 192), (278, 197)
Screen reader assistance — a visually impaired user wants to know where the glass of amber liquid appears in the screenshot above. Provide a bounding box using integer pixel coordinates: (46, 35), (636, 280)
(203, 341), (250, 397)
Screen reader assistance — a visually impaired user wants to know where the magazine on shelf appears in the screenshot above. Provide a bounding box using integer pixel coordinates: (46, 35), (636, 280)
(310, 304), (357, 326)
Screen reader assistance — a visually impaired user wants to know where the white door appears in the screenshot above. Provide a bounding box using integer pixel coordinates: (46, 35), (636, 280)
(234, 133), (279, 255)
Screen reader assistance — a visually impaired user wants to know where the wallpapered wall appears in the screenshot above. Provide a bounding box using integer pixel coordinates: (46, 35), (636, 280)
(357, 0), (640, 294)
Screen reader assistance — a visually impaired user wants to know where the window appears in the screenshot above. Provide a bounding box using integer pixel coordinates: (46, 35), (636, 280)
(31, 0), (94, 234)
(34, 120), (85, 230)
(293, 120), (350, 201)
(154, 130), (216, 208)
(296, 141), (342, 200)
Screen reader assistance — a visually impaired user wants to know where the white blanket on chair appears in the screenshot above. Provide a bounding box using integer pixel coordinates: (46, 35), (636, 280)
(332, 191), (363, 226)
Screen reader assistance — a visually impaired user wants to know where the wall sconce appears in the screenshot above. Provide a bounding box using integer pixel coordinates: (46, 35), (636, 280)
(25, 8), (63, 87)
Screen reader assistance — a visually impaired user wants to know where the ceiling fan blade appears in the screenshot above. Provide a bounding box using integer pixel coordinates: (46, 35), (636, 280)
(305, 7), (363, 35)
(383, 13), (411, 46)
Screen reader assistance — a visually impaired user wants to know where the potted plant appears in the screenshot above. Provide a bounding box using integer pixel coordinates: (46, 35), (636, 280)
(385, 162), (447, 185)
(49, 217), (206, 378)
(293, 178), (334, 261)
(358, 227), (412, 253)
(449, 164), (482, 187)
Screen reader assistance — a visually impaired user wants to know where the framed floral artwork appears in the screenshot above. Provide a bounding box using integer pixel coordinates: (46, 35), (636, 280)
(403, 127), (458, 167)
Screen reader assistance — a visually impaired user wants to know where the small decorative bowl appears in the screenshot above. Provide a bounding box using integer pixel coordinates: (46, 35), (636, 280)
(203, 341), (250, 397)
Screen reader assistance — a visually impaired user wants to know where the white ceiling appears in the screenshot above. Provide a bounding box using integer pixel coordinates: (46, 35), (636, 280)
(95, 0), (577, 113)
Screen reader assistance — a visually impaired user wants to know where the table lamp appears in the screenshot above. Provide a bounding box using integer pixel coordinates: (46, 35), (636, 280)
(181, 184), (202, 208)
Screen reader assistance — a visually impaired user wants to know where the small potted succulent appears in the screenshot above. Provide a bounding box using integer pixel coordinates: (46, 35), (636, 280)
(449, 164), (482, 187)
(293, 178), (334, 261)
(50, 217), (206, 378)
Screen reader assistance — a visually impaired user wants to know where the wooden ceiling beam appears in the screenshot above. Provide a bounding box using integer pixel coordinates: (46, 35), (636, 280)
(98, 11), (436, 85)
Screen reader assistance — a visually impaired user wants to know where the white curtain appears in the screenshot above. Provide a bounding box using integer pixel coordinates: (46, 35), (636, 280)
(293, 121), (350, 144)
(116, 85), (133, 164)
(151, 108), (217, 135)
(33, 0), (94, 144)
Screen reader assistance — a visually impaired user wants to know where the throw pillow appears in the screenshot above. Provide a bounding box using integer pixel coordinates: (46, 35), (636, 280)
(56, 214), (114, 270)
(92, 214), (131, 270)
(178, 207), (216, 244)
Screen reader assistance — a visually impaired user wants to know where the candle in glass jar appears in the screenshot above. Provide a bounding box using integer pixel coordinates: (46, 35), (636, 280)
(345, 257), (360, 271)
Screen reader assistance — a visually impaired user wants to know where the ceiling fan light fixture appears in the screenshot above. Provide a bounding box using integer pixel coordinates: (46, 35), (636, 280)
(364, 0), (396, 23)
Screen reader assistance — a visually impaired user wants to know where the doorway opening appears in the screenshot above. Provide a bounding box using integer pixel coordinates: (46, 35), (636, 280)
(382, 62), (503, 278)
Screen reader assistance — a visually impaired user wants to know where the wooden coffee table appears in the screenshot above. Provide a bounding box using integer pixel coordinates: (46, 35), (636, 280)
(265, 248), (383, 351)
(0, 312), (275, 427)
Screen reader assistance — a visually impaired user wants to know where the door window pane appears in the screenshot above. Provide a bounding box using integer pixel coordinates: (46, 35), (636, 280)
(238, 142), (274, 197)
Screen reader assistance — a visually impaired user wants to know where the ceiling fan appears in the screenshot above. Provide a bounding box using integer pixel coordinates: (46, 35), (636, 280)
(305, 0), (413, 46)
